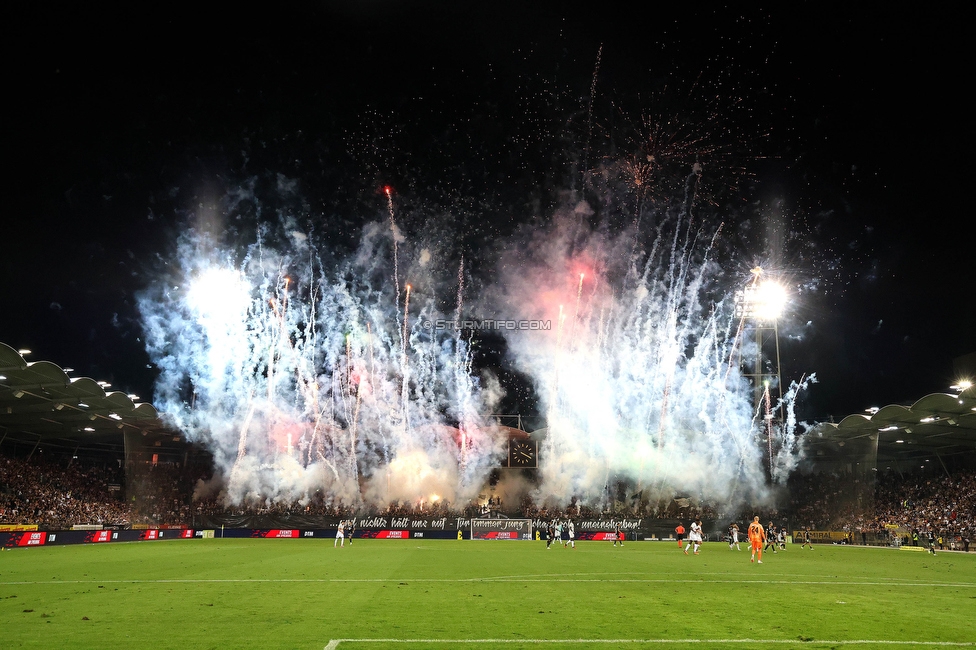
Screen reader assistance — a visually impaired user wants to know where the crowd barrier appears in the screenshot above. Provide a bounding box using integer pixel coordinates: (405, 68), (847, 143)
(1, 516), (668, 548)
(8, 518), (856, 549)
(1, 528), (197, 548)
(7, 526), (964, 549)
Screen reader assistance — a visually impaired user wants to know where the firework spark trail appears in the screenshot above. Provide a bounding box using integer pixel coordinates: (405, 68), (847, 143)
(772, 374), (814, 482)
(569, 273), (584, 353)
(763, 382), (774, 472)
(139, 214), (505, 510)
(139, 158), (809, 514)
(494, 200), (802, 512)
(453, 257), (471, 469)
(400, 283), (413, 430)
(386, 186), (404, 356)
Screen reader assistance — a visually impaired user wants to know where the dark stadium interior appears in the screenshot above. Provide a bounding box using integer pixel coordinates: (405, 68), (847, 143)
(2, 6), (974, 556)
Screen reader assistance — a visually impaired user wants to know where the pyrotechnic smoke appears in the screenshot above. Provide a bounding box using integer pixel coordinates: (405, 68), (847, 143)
(494, 201), (809, 511)
(139, 183), (811, 513)
(138, 197), (504, 509)
(136, 62), (814, 513)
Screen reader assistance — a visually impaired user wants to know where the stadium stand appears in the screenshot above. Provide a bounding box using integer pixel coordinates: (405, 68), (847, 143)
(2, 444), (972, 552)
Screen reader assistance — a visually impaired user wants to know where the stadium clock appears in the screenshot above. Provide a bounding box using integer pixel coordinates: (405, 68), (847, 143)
(509, 439), (537, 468)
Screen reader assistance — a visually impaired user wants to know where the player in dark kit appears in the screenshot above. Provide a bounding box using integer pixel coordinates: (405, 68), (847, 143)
(764, 523), (778, 554)
(675, 523), (686, 549)
(800, 528), (813, 549)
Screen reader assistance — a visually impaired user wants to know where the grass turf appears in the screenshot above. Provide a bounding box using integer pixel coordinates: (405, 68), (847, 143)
(1, 539), (974, 649)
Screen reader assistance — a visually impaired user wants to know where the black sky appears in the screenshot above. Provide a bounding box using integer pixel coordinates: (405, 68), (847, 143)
(3, 3), (973, 422)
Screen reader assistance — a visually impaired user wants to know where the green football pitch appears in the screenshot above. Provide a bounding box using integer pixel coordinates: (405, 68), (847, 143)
(1, 539), (974, 649)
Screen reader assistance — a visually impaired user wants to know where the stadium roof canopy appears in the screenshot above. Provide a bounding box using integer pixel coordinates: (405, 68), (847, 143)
(804, 385), (976, 468)
(3, 340), (974, 469)
(0, 342), (176, 455)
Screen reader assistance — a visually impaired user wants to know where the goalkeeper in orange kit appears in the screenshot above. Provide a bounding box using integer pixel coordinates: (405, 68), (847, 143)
(748, 516), (766, 564)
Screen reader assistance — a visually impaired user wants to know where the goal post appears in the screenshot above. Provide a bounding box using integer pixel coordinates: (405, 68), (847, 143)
(469, 518), (533, 540)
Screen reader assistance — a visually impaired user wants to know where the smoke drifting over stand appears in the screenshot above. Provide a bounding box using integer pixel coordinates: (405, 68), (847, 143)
(495, 197), (812, 511)
(127, 28), (825, 514)
(138, 165), (812, 513)
(139, 186), (506, 510)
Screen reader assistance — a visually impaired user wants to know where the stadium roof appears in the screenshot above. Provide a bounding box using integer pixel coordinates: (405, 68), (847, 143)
(3, 340), (974, 468)
(804, 385), (976, 467)
(0, 342), (175, 454)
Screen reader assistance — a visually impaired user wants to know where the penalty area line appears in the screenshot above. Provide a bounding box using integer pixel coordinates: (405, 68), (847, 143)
(324, 639), (976, 648)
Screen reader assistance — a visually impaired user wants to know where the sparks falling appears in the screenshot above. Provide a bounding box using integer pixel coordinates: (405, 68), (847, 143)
(139, 218), (505, 510)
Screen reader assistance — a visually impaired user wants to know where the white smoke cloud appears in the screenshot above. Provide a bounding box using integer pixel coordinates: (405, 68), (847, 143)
(138, 211), (504, 509)
(492, 201), (806, 510)
(139, 181), (810, 514)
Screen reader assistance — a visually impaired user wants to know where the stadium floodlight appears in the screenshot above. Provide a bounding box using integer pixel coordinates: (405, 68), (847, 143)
(754, 281), (788, 320)
(735, 280), (789, 323)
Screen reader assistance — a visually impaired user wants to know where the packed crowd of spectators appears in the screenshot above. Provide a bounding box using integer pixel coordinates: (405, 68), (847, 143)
(127, 461), (208, 527)
(782, 468), (974, 549)
(0, 452), (129, 528)
(864, 470), (974, 550)
(1, 447), (973, 550)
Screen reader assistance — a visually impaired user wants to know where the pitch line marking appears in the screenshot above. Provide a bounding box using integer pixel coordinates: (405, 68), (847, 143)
(3, 577), (975, 588)
(323, 639), (976, 648)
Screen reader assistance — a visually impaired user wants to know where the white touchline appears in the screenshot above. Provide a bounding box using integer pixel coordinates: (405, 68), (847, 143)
(3, 577), (974, 588)
(323, 639), (976, 648)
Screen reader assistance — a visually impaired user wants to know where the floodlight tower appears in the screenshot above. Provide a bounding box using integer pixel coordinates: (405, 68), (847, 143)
(734, 267), (788, 473)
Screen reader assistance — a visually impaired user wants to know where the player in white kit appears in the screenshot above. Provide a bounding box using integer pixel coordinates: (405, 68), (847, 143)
(729, 523), (741, 550)
(684, 519), (703, 555)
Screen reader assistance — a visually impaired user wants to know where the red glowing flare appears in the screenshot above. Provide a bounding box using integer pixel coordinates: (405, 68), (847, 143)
(570, 253), (602, 287)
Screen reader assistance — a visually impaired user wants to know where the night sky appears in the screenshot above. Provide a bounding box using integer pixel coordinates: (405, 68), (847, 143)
(4, 4), (973, 424)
